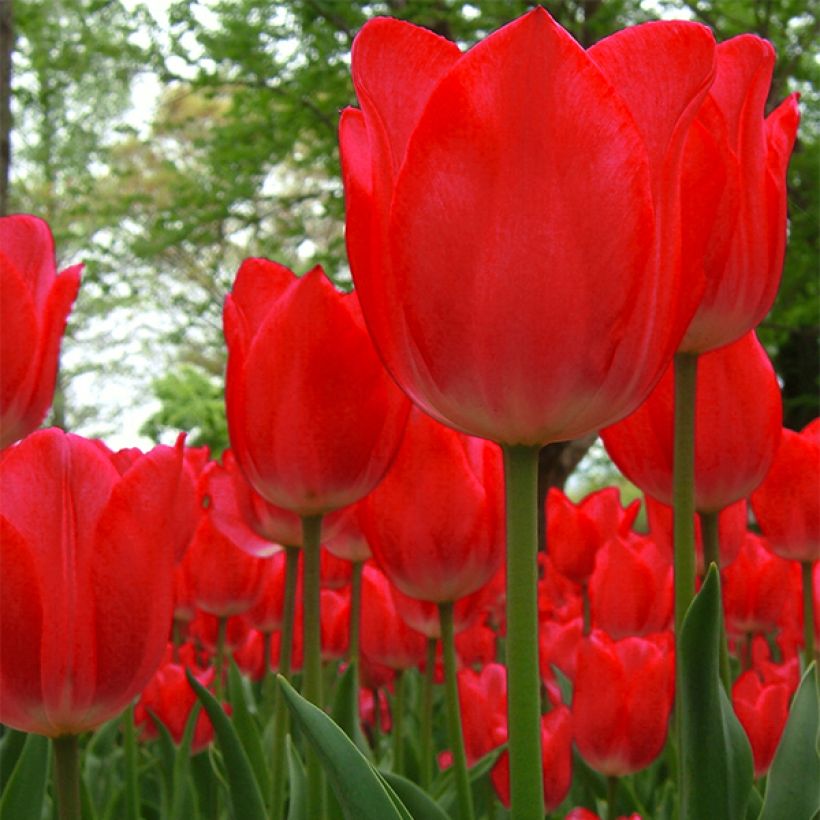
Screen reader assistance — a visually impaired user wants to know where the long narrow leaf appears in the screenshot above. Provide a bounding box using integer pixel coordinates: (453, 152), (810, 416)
(0, 733), (49, 820)
(286, 736), (307, 820)
(227, 661), (271, 798)
(278, 675), (405, 820)
(187, 669), (267, 820)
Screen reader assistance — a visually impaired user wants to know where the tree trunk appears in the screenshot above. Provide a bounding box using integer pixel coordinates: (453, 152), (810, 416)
(0, 0), (12, 215)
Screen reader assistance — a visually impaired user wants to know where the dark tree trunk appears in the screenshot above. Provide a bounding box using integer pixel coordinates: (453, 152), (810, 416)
(0, 0), (11, 215)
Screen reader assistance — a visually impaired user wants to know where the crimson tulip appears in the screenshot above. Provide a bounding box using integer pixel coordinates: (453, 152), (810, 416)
(0, 215), (81, 449)
(360, 408), (503, 603)
(602, 332), (781, 513)
(224, 260), (409, 516)
(679, 37), (800, 354)
(750, 419), (820, 564)
(0, 429), (183, 736)
(573, 631), (675, 777)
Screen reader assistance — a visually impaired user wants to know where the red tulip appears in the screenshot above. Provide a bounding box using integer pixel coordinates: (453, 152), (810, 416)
(341, 10), (715, 445)
(360, 409), (503, 603)
(324, 500), (372, 563)
(545, 487), (639, 585)
(0, 429), (183, 736)
(645, 495), (747, 570)
(750, 419), (820, 563)
(732, 669), (792, 776)
(135, 660), (218, 754)
(573, 631), (675, 777)
(458, 663), (573, 810)
(243, 550), (302, 634)
(320, 587), (350, 661)
(224, 261), (409, 515)
(602, 332), (781, 513)
(0, 215), (81, 449)
(679, 37), (800, 354)
(588, 534), (673, 639)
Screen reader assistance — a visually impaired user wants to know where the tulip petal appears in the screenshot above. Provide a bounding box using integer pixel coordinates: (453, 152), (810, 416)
(0, 215), (56, 313)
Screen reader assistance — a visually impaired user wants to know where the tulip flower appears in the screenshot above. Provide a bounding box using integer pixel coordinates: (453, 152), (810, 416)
(342, 12), (715, 813)
(573, 631), (675, 777)
(0, 215), (81, 448)
(0, 429), (183, 737)
(602, 332), (781, 515)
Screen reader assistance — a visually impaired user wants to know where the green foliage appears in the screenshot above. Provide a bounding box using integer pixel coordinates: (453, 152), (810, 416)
(0, 733), (50, 820)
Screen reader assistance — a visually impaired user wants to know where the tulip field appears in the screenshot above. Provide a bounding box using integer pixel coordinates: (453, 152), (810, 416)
(1, 6), (818, 820)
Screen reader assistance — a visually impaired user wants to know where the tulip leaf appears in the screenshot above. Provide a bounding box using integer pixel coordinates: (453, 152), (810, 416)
(758, 662), (819, 820)
(286, 735), (307, 820)
(679, 564), (754, 820)
(0, 732), (49, 820)
(169, 702), (200, 820)
(227, 660), (271, 797)
(0, 729), (27, 793)
(379, 770), (450, 820)
(277, 675), (406, 820)
(187, 669), (267, 820)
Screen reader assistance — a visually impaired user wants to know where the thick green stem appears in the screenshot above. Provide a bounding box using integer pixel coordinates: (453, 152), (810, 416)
(421, 636), (437, 789)
(439, 602), (475, 820)
(673, 352), (698, 806)
(349, 560), (363, 689)
(122, 704), (140, 820)
(269, 544), (300, 820)
(502, 444), (544, 820)
(301, 514), (326, 820)
(700, 510), (731, 692)
(803, 561), (817, 669)
(393, 669), (406, 776)
(214, 616), (228, 701)
(607, 775), (619, 820)
(582, 583), (591, 635)
(371, 687), (382, 763)
(53, 735), (81, 820)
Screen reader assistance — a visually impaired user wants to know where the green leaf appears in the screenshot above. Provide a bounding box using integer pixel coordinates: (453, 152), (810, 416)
(277, 675), (405, 820)
(379, 770), (450, 820)
(286, 735), (307, 820)
(759, 663), (820, 820)
(679, 564), (754, 820)
(227, 660), (271, 798)
(0, 733), (50, 820)
(169, 702), (201, 820)
(0, 729), (27, 792)
(432, 744), (504, 801)
(187, 669), (267, 820)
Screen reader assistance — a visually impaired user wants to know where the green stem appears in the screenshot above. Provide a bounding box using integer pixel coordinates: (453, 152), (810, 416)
(582, 583), (591, 635)
(53, 735), (81, 820)
(700, 510), (731, 692)
(439, 601), (475, 820)
(673, 352), (698, 806)
(371, 687), (382, 762)
(122, 704), (140, 820)
(349, 560), (363, 690)
(502, 444), (544, 820)
(269, 544), (300, 820)
(301, 514), (326, 820)
(607, 775), (619, 820)
(393, 669), (406, 776)
(803, 561), (817, 669)
(214, 616), (228, 701)
(421, 636), (437, 790)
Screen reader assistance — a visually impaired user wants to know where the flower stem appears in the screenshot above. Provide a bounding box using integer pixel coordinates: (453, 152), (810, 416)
(214, 616), (228, 701)
(421, 636), (437, 789)
(53, 735), (81, 820)
(502, 443), (544, 820)
(269, 544), (300, 820)
(700, 510), (731, 691)
(607, 775), (619, 820)
(392, 669), (406, 776)
(122, 704), (140, 820)
(439, 601), (475, 820)
(301, 514), (326, 820)
(673, 352), (698, 805)
(803, 561), (817, 669)
(349, 560), (364, 689)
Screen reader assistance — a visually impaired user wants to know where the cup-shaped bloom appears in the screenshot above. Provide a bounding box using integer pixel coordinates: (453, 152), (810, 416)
(324, 500), (372, 563)
(732, 669), (792, 777)
(224, 260), (410, 515)
(341, 10), (716, 445)
(0, 429), (184, 736)
(0, 215), (81, 448)
(603, 332), (781, 513)
(750, 419), (820, 563)
(679, 37), (800, 354)
(243, 550), (302, 634)
(458, 663), (573, 810)
(360, 408), (503, 603)
(573, 630), (675, 777)
(588, 534), (673, 639)
(722, 532), (801, 639)
(646, 495), (747, 571)
(546, 487), (639, 585)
